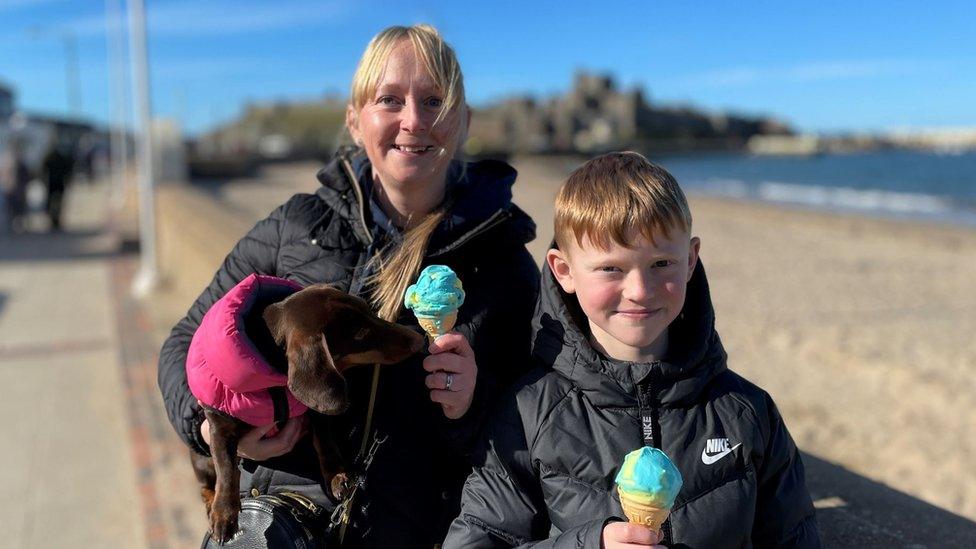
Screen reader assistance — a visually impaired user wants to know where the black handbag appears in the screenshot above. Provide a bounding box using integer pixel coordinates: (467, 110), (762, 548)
(202, 387), (389, 547)
(200, 492), (329, 549)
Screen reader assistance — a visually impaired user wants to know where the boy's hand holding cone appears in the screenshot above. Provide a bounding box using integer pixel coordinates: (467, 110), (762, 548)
(602, 522), (663, 548)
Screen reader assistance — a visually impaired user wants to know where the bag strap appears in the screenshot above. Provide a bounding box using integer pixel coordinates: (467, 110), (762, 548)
(277, 491), (323, 517)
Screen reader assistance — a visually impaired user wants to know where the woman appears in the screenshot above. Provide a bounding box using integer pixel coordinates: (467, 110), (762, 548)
(157, 25), (539, 547)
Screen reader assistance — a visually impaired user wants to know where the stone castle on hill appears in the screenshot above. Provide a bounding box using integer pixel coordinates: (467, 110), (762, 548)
(466, 71), (792, 155)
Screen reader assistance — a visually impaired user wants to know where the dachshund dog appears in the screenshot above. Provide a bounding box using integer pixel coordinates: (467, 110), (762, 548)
(188, 281), (424, 543)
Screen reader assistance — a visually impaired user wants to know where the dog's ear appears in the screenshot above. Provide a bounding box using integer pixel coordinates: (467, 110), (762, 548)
(263, 302), (286, 345)
(287, 334), (347, 415)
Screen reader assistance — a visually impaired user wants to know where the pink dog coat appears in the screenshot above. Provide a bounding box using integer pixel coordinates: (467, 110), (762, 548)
(187, 274), (307, 427)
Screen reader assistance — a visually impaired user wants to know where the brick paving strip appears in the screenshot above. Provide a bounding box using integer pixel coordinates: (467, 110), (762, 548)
(107, 253), (207, 548)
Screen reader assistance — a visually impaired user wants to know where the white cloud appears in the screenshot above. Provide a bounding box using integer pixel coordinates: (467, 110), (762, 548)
(151, 57), (276, 81)
(0, 0), (65, 10)
(68, 0), (348, 38)
(785, 60), (951, 81)
(690, 67), (762, 87)
(665, 59), (955, 88)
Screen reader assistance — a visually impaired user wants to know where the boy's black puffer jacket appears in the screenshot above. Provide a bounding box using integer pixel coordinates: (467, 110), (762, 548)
(446, 261), (821, 548)
(157, 149), (540, 548)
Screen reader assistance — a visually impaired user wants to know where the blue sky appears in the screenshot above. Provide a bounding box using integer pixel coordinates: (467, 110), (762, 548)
(1, 0), (974, 135)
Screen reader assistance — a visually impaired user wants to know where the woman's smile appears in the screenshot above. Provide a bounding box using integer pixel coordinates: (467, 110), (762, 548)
(392, 144), (436, 155)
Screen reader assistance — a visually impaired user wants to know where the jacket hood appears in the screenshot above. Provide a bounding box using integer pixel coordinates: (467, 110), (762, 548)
(314, 147), (535, 252)
(531, 247), (727, 408)
(186, 274), (308, 427)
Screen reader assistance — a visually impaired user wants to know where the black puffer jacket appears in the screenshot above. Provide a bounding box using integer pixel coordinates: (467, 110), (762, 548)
(445, 260), (820, 548)
(158, 149), (540, 547)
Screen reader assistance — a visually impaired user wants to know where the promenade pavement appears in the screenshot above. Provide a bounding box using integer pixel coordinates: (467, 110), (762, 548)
(0, 179), (204, 548)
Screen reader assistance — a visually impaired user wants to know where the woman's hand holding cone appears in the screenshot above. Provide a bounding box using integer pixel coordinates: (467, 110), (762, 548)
(423, 332), (477, 419)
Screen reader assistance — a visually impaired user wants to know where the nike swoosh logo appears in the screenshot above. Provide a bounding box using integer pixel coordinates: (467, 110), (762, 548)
(701, 443), (742, 465)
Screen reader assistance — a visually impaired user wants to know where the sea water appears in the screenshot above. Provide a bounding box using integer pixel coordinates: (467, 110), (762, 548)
(651, 150), (976, 227)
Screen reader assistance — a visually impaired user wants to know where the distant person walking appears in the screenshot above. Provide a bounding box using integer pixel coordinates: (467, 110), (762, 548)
(0, 141), (30, 234)
(42, 141), (74, 232)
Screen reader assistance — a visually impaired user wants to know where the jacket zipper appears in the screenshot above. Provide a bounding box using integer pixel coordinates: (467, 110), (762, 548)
(340, 156), (373, 247)
(637, 380), (673, 545)
(429, 209), (512, 257)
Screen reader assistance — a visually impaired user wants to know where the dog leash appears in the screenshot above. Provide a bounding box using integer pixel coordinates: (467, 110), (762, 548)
(329, 428), (385, 536)
(330, 362), (383, 543)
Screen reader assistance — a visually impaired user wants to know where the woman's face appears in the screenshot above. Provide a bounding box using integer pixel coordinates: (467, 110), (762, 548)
(347, 41), (464, 196)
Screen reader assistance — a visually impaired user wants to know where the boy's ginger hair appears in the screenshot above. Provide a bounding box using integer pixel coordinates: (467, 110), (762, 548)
(554, 151), (693, 251)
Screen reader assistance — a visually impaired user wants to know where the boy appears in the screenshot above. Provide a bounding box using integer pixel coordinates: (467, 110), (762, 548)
(444, 152), (820, 548)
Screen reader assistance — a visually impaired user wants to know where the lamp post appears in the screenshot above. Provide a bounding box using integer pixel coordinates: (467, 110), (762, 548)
(127, 0), (158, 296)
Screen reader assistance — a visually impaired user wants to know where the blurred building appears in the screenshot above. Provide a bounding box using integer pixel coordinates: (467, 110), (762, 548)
(885, 128), (976, 154)
(194, 97), (346, 162)
(0, 81), (13, 121)
(186, 96), (346, 177)
(467, 71), (793, 156)
(153, 118), (187, 182)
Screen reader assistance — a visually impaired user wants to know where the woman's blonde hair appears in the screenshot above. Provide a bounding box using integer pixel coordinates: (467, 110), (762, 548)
(350, 24), (465, 321)
(554, 151), (692, 252)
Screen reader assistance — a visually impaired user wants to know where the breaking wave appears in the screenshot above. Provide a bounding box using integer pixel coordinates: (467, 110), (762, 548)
(691, 177), (976, 225)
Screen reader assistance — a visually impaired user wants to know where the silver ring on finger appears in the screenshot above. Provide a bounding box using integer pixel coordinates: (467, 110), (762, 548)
(445, 372), (454, 391)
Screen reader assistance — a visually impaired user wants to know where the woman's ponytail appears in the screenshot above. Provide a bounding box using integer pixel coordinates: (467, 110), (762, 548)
(369, 208), (446, 322)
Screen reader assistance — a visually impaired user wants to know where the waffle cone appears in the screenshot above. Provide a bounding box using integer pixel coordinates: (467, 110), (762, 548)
(417, 311), (458, 339)
(618, 488), (670, 531)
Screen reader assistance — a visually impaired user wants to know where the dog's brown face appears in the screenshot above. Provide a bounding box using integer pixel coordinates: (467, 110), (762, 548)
(263, 284), (425, 415)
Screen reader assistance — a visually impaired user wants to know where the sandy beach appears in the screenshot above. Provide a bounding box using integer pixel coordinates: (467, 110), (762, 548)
(511, 156), (976, 522)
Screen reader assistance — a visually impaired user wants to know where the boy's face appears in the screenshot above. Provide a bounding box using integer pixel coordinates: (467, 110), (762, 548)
(547, 229), (700, 362)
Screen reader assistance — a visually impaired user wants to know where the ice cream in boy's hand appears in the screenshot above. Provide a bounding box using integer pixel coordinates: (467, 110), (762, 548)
(404, 265), (465, 339)
(615, 446), (683, 532)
